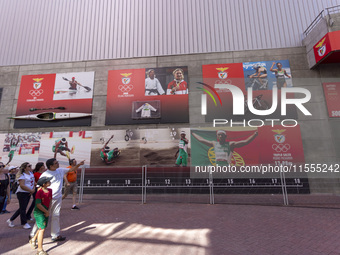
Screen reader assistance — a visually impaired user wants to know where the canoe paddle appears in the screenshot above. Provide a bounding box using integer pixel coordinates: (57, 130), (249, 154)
(29, 107), (66, 112)
(62, 77), (92, 92)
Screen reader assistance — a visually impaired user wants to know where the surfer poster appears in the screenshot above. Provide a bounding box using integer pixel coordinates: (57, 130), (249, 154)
(14, 72), (95, 128)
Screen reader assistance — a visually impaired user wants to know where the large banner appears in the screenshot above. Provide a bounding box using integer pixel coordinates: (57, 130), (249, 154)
(90, 129), (141, 167)
(105, 67), (189, 125)
(202, 60), (297, 122)
(191, 125), (304, 167)
(0, 133), (41, 166)
(90, 127), (190, 167)
(0, 126), (304, 169)
(140, 127), (190, 166)
(323, 82), (340, 118)
(313, 31), (340, 65)
(38, 131), (92, 168)
(14, 72), (95, 128)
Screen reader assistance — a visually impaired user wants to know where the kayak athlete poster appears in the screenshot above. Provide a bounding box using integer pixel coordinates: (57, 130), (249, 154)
(14, 72), (95, 128)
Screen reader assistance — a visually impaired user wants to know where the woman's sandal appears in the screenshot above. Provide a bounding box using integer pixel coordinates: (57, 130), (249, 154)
(29, 239), (38, 249)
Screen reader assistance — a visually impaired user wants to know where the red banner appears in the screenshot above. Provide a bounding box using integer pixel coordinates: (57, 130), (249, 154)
(258, 125), (305, 165)
(323, 82), (340, 118)
(106, 67), (189, 125)
(313, 31), (340, 64)
(15, 72), (94, 128)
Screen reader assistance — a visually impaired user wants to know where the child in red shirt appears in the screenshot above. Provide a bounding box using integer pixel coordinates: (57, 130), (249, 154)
(30, 176), (53, 255)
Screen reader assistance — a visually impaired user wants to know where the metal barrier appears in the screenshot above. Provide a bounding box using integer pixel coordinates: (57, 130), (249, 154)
(76, 165), (309, 206)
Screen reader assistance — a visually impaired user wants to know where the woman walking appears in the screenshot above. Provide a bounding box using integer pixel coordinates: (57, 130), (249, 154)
(7, 162), (35, 229)
(0, 162), (11, 213)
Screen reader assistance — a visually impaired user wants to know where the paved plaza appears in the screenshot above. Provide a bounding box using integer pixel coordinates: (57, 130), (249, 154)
(1, 195), (340, 255)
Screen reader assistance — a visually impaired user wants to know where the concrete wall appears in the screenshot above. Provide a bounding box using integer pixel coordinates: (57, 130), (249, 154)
(0, 47), (339, 194)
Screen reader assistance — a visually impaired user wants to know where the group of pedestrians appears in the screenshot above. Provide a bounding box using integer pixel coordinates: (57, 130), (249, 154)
(1, 158), (84, 255)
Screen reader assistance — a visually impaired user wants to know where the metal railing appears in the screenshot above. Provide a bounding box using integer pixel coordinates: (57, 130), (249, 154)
(326, 5), (340, 15)
(77, 165), (299, 206)
(303, 10), (324, 37)
(303, 5), (340, 37)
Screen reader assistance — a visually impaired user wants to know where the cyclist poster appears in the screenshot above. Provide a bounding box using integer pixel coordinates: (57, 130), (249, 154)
(14, 72), (95, 128)
(243, 60), (292, 91)
(202, 60), (297, 122)
(105, 66), (189, 125)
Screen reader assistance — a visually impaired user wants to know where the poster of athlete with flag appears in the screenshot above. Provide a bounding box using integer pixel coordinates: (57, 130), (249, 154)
(191, 125), (304, 168)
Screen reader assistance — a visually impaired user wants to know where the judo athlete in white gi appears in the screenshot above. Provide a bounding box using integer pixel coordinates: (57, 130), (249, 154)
(145, 69), (165, 96)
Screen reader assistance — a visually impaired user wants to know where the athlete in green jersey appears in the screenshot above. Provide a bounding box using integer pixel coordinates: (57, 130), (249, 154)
(52, 138), (71, 159)
(100, 135), (120, 164)
(6, 135), (21, 166)
(192, 130), (258, 166)
(175, 131), (189, 166)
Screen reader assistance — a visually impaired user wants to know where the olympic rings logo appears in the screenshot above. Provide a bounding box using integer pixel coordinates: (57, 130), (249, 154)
(118, 85), (133, 93)
(29, 89), (44, 97)
(215, 79), (232, 85)
(272, 144), (291, 152)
